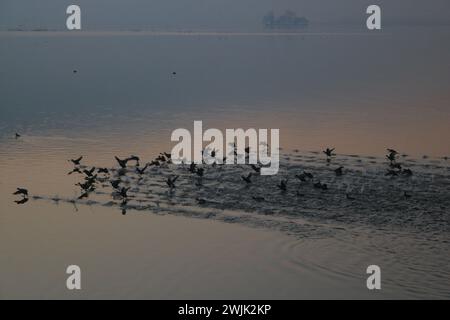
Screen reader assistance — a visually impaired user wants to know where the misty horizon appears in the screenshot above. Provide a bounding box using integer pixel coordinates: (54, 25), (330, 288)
(1, 0), (450, 31)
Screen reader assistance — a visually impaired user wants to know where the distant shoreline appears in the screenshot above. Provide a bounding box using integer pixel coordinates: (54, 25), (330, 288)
(0, 30), (384, 37)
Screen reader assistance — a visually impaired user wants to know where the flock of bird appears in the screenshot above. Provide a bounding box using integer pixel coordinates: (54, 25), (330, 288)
(13, 134), (421, 214)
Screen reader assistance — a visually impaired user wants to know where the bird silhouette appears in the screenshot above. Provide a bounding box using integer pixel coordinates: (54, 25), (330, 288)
(196, 168), (204, 177)
(83, 167), (96, 177)
(84, 175), (98, 185)
(15, 133), (21, 139)
(386, 153), (397, 162)
(78, 191), (90, 200)
(15, 198), (29, 204)
(314, 181), (328, 190)
(149, 160), (160, 166)
(119, 187), (130, 199)
(115, 156), (128, 168)
(296, 171), (313, 182)
(387, 149), (398, 155)
(189, 163), (197, 173)
(278, 179), (287, 191)
(241, 173), (252, 184)
(76, 181), (93, 191)
(120, 198), (128, 215)
(13, 188), (28, 197)
(68, 168), (82, 175)
(385, 169), (399, 176)
(196, 197), (207, 204)
(346, 193), (355, 200)
(166, 176), (179, 189)
(334, 166), (344, 176)
(402, 169), (413, 177)
(69, 156), (83, 166)
(250, 164), (261, 173)
(156, 155), (167, 162)
(136, 164), (149, 175)
(252, 196), (265, 202)
(303, 171), (313, 179)
(323, 148), (335, 157)
(98, 168), (109, 174)
(127, 155), (140, 166)
(110, 179), (121, 189)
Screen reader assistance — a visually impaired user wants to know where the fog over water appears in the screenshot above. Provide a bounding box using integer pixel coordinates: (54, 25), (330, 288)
(1, 0), (450, 30)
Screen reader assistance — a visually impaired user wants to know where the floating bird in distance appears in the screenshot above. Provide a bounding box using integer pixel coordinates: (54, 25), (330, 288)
(196, 197), (207, 204)
(196, 168), (204, 177)
(252, 196), (265, 202)
(402, 169), (413, 177)
(314, 181), (328, 190)
(385, 169), (399, 176)
(346, 193), (355, 200)
(335, 166), (344, 176)
(241, 173), (252, 184)
(278, 179), (287, 191)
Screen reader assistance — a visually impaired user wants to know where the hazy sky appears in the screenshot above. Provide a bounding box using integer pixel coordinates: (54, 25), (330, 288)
(1, 0), (449, 29)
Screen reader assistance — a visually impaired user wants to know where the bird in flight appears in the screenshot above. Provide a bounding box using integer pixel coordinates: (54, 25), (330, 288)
(15, 198), (29, 204)
(68, 167), (82, 175)
(83, 167), (96, 177)
(13, 188), (28, 197)
(115, 156), (129, 168)
(136, 164), (149, 175)
(323, 148), (335, 157)
(69, 156), (83, 166)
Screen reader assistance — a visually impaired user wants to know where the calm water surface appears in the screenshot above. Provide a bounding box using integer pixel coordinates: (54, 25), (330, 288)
(1, 27), (449, 299)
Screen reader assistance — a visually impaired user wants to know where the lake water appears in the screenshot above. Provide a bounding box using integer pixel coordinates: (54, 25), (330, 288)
(0, 27), (449, 299)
